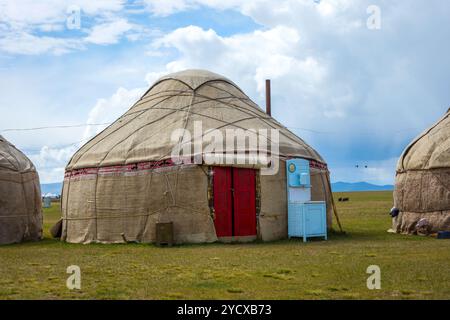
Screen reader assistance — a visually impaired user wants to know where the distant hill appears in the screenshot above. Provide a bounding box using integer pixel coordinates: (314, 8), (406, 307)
(41, 182), (63, 196)
(331, 181), (393, 192)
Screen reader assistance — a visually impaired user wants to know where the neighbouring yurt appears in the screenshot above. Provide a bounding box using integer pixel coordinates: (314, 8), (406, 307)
(0, 135), (43, 244)
(61, 69), (334, 244)
(393, 108), (450, 234)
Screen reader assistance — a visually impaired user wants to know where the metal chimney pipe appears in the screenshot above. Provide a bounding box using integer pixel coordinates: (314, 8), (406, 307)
(265, 79), (271, 116)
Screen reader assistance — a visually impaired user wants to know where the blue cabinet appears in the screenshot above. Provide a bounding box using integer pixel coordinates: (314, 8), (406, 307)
(287, 203), (304, 237)
(288, 202), (327, 242)
(304, 202), (327, 239)
(286, 158), (327, 242)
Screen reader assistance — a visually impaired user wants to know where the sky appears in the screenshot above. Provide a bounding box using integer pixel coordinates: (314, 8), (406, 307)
(0, 0), (449, 185)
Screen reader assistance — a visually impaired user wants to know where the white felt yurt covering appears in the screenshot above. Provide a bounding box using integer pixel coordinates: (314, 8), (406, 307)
(0, 135), (43, 244)
(61, 70), (334, 244)
(393, 108), (450, 234)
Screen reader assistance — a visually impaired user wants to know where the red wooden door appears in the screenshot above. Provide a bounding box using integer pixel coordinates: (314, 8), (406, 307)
(213, 167), (256, 238)
(213, 167), (233, 237)
(233, 168), (256, 236)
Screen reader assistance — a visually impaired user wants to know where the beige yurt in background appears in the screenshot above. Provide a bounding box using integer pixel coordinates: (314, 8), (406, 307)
(0, 135), (43, 244)
(393, 108), (450, 234)
(61, 69), (334, 244)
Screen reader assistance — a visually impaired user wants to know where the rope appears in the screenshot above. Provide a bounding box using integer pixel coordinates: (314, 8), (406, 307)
(70, 91), (188, 165)
(70, 81), (324, 170)
(173, 89), (197, 206)
(0, 123), (112, 133)
(62, 203), (209, 221)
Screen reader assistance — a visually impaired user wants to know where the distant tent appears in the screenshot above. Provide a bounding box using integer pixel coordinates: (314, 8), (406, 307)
(0, 135), (43, 244)
(393, 109), (450, 234)
(61, 69), (334, 244)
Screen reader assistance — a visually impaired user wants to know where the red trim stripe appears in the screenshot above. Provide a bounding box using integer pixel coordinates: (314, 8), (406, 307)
(64, 159), (175, 178)
(309, 159), (328, 170)
(64, 157), (328, 179)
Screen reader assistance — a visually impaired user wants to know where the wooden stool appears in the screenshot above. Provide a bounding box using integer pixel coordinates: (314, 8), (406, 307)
(156, 222), (174, 246)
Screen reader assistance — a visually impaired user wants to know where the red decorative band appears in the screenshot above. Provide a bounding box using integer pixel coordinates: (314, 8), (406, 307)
(309, 159), (328, 170)
(64, 157), (328, 178)
(64, 159), (175, 178)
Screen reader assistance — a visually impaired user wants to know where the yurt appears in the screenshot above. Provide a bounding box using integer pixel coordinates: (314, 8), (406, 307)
(61, 70), (334, 244)
(393, 108), (450, 234)
(0, 135), (43, 244)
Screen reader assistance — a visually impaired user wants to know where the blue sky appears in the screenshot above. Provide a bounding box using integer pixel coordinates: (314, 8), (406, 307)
(0, 0), (449, 184)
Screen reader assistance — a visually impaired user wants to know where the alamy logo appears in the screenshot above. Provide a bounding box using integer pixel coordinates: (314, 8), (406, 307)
(367, 5), (381, 30)
(170, 121), (280, 175)
(66, 265), (81, 290)
(366, 265), (381, 290)
(66, 5), (81, 30)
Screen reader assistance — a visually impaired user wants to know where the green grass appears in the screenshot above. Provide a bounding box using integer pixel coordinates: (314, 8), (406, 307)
(1, 191), (449, 300)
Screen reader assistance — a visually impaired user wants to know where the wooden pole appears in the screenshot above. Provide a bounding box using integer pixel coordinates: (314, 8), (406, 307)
(326, 173), (344, 233)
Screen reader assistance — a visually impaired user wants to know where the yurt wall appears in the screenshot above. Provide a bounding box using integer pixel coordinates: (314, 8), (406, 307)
(0, 136), (43, 244)
(62, 160), (332, 244)
(62, 163), (217, 244)
(393, 109), (450, 234)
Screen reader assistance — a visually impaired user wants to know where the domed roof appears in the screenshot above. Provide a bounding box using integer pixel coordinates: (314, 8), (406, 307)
(0, 135), (36, 172)
(397, 109), (450, 172)
(67, 69), (325, 170)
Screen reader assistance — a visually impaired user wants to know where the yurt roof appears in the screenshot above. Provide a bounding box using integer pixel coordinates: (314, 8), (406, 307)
(67, 69), (325, 170)
(397, 108), (450, 172)
(150, 69), (241, 91)
(0, 135), (36, 172)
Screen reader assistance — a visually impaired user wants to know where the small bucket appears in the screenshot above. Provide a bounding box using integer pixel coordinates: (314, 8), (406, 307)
(437, 231), (450, 239)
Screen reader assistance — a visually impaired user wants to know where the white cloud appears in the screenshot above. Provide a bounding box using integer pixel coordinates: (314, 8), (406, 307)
(0, 17), (146, 55)
(0, 0), (67, 29)
(83, 86), (146, 140)
(29, 145), (78, 183)
(85, 19), (135, 45)
(0, 0), (135, 55)
(142, 0), (250, 16)
(26, 85), (145, 183)
(37, 23), (65, 32)
(75, 0), (125, 15)
(143, 0), (192, 16)
(0, 31), (83, 55)
(0, 0), (125, 28)
(155, 25), (326, 98)
(142, 0), (356, 24)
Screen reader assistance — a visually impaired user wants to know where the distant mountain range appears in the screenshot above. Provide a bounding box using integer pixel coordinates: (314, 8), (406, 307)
(331, 181), (393, 192)
(41, 181), (393, 196)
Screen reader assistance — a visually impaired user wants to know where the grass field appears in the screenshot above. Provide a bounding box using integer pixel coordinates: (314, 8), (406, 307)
(1, 191), (449, 300)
